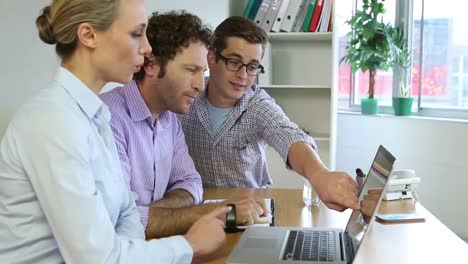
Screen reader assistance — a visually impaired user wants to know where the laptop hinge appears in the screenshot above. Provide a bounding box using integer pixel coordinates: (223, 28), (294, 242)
(343, 232), (355, 264)
(339, 232), (345, 262)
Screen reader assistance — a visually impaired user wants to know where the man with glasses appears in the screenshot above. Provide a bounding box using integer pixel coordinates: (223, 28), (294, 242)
(180, 16), (360, 212)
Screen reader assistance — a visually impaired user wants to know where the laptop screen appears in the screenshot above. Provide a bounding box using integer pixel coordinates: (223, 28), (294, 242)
(343, 145), (396, 257)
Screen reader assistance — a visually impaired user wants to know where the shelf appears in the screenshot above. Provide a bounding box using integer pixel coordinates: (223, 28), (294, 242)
(268, 32), (332, 41)
(307, 132), (330, 142)
(312, 137), (330, 142)
(261, 84), (330, 89)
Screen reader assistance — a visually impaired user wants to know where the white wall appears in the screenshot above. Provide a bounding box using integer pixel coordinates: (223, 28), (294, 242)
(145, 0), (234, 30)
(336, 112), (468, 241)
(0, 0), (58, 136)
(0, 0), (234, 136)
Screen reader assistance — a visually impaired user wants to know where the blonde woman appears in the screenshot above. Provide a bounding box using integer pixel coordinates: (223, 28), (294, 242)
(0, 0), (229, 263)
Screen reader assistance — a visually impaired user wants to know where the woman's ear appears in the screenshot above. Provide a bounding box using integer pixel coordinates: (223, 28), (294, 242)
(76, 23), (97, 48)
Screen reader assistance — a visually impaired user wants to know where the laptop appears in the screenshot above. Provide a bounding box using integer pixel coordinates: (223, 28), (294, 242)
(227, 145), (396, 264)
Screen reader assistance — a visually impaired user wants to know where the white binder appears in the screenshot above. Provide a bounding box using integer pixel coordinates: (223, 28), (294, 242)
(270, 0), (291, 32)
(317, 0), (332, 32)
(292, 0), (312, 32)
(260, 0), (283, 32)
(253, 0), (272, 28)
(279, 0), (306, 32)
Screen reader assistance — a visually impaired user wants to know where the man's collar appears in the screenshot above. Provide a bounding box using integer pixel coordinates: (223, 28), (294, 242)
(123, 80), (152, 122)
(123, 80), (170, 128)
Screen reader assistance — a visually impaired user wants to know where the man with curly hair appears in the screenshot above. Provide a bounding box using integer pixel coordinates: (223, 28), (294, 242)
(100, 11), (267, 239)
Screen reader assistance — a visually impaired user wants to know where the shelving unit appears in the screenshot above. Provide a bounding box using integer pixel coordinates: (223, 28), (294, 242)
(258, 19), (338, 189)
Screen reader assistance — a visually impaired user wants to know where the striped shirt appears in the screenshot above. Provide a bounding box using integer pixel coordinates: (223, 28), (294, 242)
(100, 81), (203, 228)
(179, 84), (316, 188)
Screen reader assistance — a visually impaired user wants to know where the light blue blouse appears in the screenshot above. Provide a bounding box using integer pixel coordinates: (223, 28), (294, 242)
(0, 67), (193, 263)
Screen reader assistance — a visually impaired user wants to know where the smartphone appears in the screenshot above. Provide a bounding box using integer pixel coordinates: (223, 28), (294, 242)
(375, 213), (425, 223)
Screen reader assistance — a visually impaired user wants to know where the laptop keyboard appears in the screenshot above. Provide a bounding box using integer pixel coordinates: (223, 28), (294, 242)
(282, 230), (335, 262)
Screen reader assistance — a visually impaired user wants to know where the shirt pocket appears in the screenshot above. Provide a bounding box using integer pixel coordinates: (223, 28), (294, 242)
(233, 134), (258, 154)
(227, 135), (259, 169)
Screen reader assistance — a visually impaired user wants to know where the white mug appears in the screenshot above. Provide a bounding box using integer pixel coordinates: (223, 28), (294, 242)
(391, 169), (415, 179)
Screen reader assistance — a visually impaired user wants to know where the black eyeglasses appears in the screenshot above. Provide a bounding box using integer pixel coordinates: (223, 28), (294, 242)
(215, 52), (264, 76)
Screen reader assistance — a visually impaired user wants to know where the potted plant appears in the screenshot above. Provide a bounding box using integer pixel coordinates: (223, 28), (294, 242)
(392, 80), (414, 116)
(341, 0), (410, 115)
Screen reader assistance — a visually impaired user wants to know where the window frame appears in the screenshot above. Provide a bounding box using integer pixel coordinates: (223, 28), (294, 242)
(343, 0), (468, 120)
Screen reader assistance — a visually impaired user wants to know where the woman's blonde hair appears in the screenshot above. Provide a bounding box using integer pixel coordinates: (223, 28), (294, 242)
(36, 0), (120, 60)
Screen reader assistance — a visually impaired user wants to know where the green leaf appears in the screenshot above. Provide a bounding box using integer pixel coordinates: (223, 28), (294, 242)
(340, 0), (410, 96)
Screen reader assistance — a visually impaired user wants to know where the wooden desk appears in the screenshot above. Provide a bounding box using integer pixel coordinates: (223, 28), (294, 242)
(204, 188), (468, 264)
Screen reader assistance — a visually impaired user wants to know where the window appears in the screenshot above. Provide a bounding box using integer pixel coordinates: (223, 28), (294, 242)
(337, 0), (396, 109)
(338, 0), (468, 118)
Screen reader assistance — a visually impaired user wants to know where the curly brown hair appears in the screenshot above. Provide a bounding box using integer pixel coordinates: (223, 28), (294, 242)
(211, 16), (267, 57)
(133, 10), (212, 80)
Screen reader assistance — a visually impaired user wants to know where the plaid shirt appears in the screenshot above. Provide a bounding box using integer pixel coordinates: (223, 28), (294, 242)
(179, 84), (316, 188)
